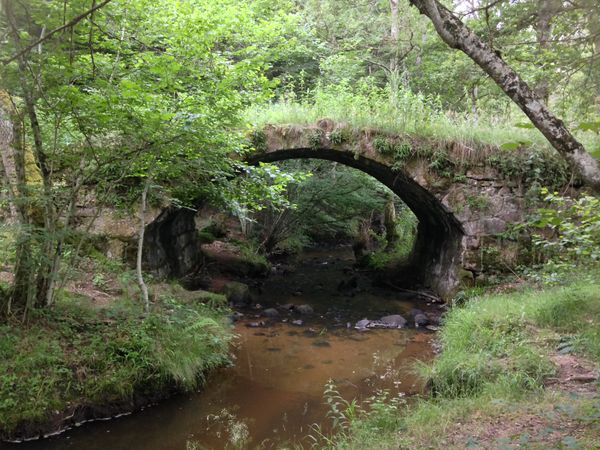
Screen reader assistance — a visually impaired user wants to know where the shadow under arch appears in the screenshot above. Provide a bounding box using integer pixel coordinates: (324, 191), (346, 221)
(247, 147), (464, 297)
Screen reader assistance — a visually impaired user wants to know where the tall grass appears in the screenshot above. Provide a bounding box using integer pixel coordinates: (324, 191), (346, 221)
(246, 81), (552, 148)
(0, 289), (232, 438)
(324, 270), (600, 449)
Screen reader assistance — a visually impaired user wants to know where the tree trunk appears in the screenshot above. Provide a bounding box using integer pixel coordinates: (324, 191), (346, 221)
(384, 196), (398, 251)
(408, 0), (600, 191)
(137, 178), (150, 314)
(0, 93), (18, 220)
(0, 92), (35, 316)
(4, 0), (61, 309)
(587, 1), (600, 116)
(534, 0), (559, 103)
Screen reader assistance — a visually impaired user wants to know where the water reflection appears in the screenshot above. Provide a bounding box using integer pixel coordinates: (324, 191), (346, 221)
(8, 248), (436, 450)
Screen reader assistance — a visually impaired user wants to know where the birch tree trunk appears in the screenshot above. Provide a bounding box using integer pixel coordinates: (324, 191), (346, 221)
(0, 92), (35, 316)
(0, 93), (18, 221)
(408, 0), (600, 191)
(137, 178), (150, 314)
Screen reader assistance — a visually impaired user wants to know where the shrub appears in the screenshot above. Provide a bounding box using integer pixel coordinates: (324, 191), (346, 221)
(527, 189), (600, 266)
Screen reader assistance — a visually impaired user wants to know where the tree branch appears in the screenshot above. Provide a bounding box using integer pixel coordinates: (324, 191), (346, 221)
(2, 0), (113, 66)
(407, 0), (600, 191)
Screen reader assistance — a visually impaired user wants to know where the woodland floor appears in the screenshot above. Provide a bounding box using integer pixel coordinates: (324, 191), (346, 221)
(439, 352), (599, 449)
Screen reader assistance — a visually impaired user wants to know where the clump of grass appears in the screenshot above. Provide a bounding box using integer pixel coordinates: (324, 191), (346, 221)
(0, 291), (232, 438)
(421, 278), (600, 397)
(329, 127), (351, 145)
(324, 269), (600, 449)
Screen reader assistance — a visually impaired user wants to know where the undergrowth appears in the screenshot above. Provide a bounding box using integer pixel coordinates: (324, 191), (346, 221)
(0, 288), (232, 439)
(315, 269), (600, 449)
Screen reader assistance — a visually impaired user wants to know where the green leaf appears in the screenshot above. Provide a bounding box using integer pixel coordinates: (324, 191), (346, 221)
(514, 122), (535, 129)
(500, 142), (521, 150)
(576, 120), (600, 133)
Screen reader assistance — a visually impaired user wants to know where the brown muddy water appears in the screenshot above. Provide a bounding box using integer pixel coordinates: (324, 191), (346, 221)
(6, 248), (438, 450)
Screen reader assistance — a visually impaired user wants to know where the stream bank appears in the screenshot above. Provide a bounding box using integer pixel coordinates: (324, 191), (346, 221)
(329, 270), (600, 449)
(5, 247), (441, 449)
(0, 285), (232, 445)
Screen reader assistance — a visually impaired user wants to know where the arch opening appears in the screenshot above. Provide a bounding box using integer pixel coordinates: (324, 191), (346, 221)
(248, 147), (464, 296)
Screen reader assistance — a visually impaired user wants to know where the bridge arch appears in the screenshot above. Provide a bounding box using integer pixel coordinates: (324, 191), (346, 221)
(247, 146), (464, 296)
(141, 120), (543, 299)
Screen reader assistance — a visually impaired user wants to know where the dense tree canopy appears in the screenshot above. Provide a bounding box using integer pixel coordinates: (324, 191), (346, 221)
(1, 0), (599, 318)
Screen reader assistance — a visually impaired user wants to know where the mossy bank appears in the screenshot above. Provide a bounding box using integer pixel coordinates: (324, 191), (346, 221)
(0, 286), (233, 442)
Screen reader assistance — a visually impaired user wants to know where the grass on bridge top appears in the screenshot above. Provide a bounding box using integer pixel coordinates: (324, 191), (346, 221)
(245, 83), (599, 153)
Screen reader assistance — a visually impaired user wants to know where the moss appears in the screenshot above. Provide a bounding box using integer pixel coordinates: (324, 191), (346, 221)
(197, 229), (217, 244)
(466, 194), (491, 212)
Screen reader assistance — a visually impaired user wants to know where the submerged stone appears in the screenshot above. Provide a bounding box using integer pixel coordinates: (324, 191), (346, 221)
(414, 313), (430, 327)
(262, 308), (279, 318)
(378, 314), (407, 328)
(295, 304), (314, 315)
(355, 319), (371, 329)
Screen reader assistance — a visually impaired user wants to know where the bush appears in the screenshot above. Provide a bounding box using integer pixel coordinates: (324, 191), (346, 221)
(527, 189), (600, 265)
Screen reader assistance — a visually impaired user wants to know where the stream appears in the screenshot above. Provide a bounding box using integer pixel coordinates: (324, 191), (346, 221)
(7, 247), (438, 450)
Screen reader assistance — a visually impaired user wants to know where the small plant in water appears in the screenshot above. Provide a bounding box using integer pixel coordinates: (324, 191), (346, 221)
(186, 440), (201, 450)
(206, 408), (250, 449)
(323, 379), (359, 431)
(306, 380), (356, 448)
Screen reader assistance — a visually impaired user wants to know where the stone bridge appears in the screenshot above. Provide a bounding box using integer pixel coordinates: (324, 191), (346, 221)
(247, 119), (569, 296)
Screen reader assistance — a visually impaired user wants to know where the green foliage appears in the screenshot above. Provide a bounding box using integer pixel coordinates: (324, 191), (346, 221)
(526, 189), (600, 267)
(0, 293), (232, 435)
(309, 129), (324, 149)
(329, 127), (351, 145)
(234, 240), (271, 274)
(428, 149), (453, 177)
(487, 149), (569, 188)
(0, 0), (302, 316)
(250, 129), (268, 152)
(373, 137), (394, 155)
(251, 160), (417, 254)
(395, 143), (412, 161)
